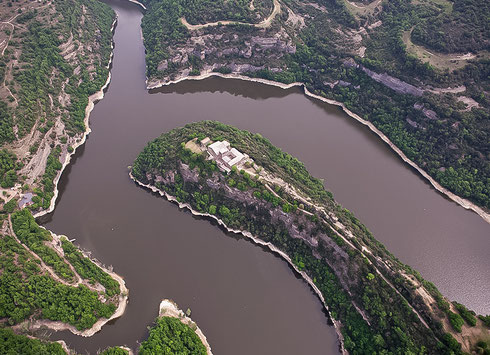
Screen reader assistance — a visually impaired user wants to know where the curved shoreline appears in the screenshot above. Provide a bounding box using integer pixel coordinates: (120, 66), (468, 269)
(158, 299), (213, 355)
(127, 0), (146, 10)
(129, 172), (348, 355)
(147, 71), (490, 224)
(25, 16), (131, 338)
(180, 0), (280, 30)
(24, 244), (129, 338)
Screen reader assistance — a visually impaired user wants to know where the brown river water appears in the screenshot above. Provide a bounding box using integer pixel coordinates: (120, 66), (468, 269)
(43, 0), (489, 353)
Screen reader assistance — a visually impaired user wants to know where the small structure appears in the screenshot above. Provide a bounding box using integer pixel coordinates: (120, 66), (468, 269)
(18, 192), (33, 208)
(200, 137), (211, 149)
(207, 140), (249, 172)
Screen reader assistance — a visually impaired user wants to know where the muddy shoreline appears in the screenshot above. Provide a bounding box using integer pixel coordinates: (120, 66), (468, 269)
(147, 71), (490, 224)
(130, 172), (348, 355)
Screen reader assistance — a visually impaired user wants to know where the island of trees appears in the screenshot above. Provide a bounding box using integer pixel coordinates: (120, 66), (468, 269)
(140, 317), (207, 354)
(132, 121), (490, 354)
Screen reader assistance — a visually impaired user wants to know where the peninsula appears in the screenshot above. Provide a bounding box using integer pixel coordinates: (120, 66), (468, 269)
(139, 0), (490, 219)
(132, 121), (490, 354)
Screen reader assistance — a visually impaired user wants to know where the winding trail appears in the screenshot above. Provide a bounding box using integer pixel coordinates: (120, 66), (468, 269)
(5, 85), (18, 105)
(259, 170), (433, 330)
(0, 13), (21, 56)
(1, 1), (52, 55)
(181, 0), (280, 30)
(7, 215), (80, 288)
(345, 0), (382, 9)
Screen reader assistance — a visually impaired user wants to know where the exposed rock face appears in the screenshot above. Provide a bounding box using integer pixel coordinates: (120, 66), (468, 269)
(229, 63), (264, 73)
(154, 21), (297, 83)
(179, 162), (199, 183)
(251, 36), (296, 53)
(362, 66), (424, 96)
(181, 169), (357, 294)
(413, 103), (439, 120)
(422, 108), (438, 120)
(406, 118), (419, 128)
(158, 61), (169, 71)
(155, 171), (175, 185)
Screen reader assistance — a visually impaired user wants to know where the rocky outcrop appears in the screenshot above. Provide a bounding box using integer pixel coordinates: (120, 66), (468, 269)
(361, 66), (424, 96)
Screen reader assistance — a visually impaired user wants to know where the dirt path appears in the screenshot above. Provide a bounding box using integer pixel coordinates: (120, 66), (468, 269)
(1, 23), (14, 56)
(0, 13), (22, 56)
(402, 27), (488, 70)
(345, 0), (381, 9)
(9, 216), (130, 338)
(427, 85), (466, 94)
(7, 215), (81, 287)
(258, 167), (433, 330)
(4, 82), (17, 105)
(344, 0), (382, 17)
(181, 0), (280, 30)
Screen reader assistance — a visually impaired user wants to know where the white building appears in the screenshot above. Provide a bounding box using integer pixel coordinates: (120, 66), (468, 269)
(207, 140), (248, 172)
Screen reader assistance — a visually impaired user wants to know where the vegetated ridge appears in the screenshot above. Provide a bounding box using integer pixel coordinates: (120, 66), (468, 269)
(132, 121), (490, 354)
(0, 0), (114, 215)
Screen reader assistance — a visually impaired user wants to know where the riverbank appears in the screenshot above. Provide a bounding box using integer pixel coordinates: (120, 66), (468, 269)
(147, 71), (490, 225)
(33, 17), (117, 219)
(127, 0), (146, 10)
(129, 171), (347, 355)
(23, 275), (128, 338)
(14, 228), (129, 337)
(23, 15), (131, 338)
(158, 299), (213, 355)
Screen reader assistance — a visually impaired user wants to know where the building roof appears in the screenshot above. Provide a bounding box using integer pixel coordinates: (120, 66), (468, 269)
(208, 141), (230, 156)
(228, 148), (245, 166)
(200, 137), (211, 146)
(207, 141), (248, 171)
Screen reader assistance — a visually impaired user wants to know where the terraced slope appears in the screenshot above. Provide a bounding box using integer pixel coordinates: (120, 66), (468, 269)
(0, 0), (129, 350)
(0, 0), (115, 215)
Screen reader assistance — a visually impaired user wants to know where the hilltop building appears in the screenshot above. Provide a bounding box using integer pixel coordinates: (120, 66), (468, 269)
(206, 140), (249, 172)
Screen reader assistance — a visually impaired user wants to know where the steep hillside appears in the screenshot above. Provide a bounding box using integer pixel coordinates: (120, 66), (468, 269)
(132, 121), (490, 354)
(0, 0), (115, 215)
(140, 0), (490, 214)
